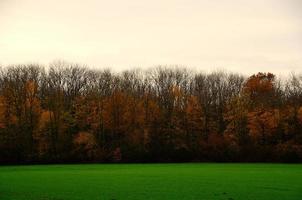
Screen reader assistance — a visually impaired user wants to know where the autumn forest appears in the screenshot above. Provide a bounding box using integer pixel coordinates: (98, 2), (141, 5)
(0, 63), (302, 164)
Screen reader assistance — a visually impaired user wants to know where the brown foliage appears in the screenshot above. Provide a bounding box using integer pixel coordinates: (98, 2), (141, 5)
(0, 65), (301, 163)
(298, 107), (302, 124)
(247, 109), (280, 144)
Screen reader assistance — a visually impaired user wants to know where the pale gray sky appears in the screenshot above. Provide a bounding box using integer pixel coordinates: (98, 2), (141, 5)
(0, 0), (301, 74)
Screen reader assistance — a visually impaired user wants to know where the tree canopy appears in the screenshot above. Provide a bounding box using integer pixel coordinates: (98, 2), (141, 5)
(0, 64), (301, 163)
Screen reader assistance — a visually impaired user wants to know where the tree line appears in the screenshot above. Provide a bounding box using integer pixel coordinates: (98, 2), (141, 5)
(0, 62), (301, 163)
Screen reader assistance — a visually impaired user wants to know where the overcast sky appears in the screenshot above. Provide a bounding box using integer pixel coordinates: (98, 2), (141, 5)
(0, 0), (301, 74)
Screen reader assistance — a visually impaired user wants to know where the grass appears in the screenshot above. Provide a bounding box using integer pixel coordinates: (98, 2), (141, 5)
(0, 163), (302, 200)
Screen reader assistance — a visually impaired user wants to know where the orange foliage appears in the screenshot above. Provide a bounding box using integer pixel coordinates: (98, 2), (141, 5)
(243, 73), (275, 108)
(243, 72), (275, 95)
(102, 91), (128, 131)
(185, 96), (203, 130)
(25, 80), (37, 97)
(0, 95), (18, 127)
(74, 132), (97, 148)
(223, 95), (249, 145)
(0, 96), (5, 128)
(73, 132), (98, 158)
(247, 109), (280, 143)
(298, 107), (302, 124)
(38, 110), (52, 130)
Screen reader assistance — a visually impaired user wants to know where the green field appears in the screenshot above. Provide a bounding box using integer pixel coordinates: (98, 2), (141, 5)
(0, 164), (302, 200)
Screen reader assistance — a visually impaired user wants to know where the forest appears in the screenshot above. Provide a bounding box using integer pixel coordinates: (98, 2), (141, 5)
(0, 62), (301, 164)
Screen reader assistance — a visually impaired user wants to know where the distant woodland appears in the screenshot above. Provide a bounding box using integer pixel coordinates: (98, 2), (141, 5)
(0, 63), (302, 163)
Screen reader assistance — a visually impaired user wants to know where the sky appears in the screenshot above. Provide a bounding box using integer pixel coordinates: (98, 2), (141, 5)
(0, 0), (301, 74)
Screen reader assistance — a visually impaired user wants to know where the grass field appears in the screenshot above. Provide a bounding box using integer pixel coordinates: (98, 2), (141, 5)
(0, 164), (302, 200)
